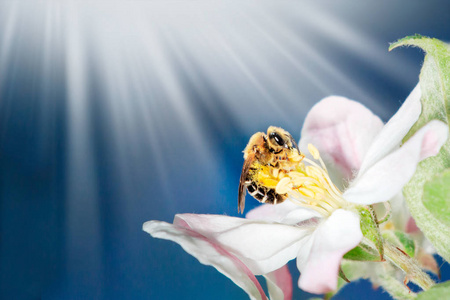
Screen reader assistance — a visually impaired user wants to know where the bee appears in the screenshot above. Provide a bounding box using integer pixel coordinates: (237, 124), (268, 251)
(238, 126), (304, 213)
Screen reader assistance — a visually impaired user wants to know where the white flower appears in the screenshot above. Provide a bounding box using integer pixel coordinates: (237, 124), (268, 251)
(143, 86), (448, 299)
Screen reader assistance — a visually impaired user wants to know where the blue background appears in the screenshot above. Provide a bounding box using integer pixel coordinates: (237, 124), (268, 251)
(0, 1), (449, 299)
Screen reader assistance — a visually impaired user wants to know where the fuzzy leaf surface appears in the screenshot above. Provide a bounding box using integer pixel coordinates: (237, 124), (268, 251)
(391, 35), (450, 262)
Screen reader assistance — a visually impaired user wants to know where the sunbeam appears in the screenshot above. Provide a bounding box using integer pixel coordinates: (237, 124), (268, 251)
(64, 4), (104, 294)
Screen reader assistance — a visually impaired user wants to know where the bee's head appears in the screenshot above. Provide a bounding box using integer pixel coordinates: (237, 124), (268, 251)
(266, 126), (299, 153)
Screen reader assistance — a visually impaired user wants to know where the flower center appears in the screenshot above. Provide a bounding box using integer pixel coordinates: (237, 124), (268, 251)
(269, 144), (347, 216)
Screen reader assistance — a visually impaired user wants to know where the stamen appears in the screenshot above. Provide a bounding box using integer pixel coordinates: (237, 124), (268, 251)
(298, 187), (315, 198)
(288, 172), (320, 186)
(288, 190), (335, 215)
(288, 152), (304, 162)
(307, 143), (328, 172)
(252, 143), (347, 216)
(273, 143), (348, 216)
(287, 196), (329, 216)
(303, 157), (344, 205)
(275, 177), (292, 194)
(308, 144), (320, 160)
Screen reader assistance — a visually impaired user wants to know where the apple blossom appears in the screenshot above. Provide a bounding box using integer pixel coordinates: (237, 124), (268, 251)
(144, 85), (447, 299)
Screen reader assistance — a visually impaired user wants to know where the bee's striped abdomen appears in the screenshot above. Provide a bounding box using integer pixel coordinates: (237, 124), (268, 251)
(246, 181), (286, 205)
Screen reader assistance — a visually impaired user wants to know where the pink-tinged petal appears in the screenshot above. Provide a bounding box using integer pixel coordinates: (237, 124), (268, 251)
(175, 214), (314, 274)
(264, 265), (293, 300)
(143, 220), (267, 300)
(344, 120), (448, 205)
(297, 209), (362, 294)
(358, 85), (422, 175)
(246, 201), (321, 224)
(300, 96), (383, 181)
(418, 120), (449, 160)
(280, 209), (322, 226)
(245, 201), (300, 222)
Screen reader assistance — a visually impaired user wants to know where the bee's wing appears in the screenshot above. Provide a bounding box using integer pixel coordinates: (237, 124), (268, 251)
(238, 154), (254, 214)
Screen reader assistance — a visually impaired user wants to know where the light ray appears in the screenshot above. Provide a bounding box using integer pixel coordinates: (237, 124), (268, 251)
(64, 3), (103, 294)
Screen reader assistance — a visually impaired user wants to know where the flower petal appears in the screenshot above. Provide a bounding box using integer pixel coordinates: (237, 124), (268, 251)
(245, 201), (299, 222)
(264, 265), (293, 300)
(344, 120), (448, 205)
(280, 209), (322, 226)
(297, 209), (362, 294)
(358, 85), (422, 175)
(246, 201), (321, 224)
(143, 220), (267, 300)
(175, 214), (314, 274)
(300, 96), (384, 182)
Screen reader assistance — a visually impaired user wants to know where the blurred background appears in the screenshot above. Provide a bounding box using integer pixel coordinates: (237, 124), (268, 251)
(0, 1), (449, 299)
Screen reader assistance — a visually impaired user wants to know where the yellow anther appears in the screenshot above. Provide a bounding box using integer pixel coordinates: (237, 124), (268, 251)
(308, 144), (320, 160)
(253, 142), (346, 216)
(305, 165), (322, 179)
(288, 172), (309, 185)
(272, 167), (279, 179)
(289, 152), (305, 162)
(276, 177), (292, 194)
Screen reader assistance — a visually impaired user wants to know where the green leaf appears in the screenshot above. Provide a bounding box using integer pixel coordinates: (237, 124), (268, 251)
(344, 207), (384, 261)
(338, 266), (350, 283)
(423, 169), (450, 227)
(390, 35), (450, 137)
(394, 231), (416, 258)
(343, 244), (382, 261)
(359, 206), (384, 259)
(382, 230), (416, 258)
(417, 281), (450, 299)
(390, 35), (450, 262)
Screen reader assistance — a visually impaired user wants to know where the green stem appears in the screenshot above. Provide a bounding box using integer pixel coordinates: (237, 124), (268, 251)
(383, 242), (435, 291)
